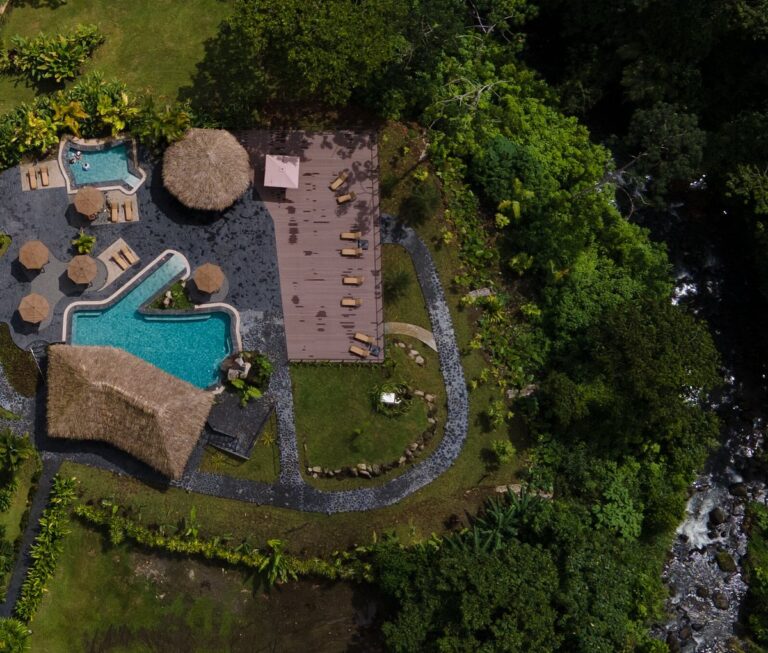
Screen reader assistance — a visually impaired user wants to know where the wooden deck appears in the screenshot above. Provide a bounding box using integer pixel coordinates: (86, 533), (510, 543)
(242, 130), (383, 361)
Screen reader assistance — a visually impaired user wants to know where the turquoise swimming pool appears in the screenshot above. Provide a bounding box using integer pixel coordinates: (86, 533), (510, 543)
(69, 253), (233, 388)
(66, 142), (142, 190)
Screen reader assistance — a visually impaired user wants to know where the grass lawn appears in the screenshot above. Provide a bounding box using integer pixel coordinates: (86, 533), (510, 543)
(382, 243), (431, 329)
(0, 0), (233, 114)
(198, 414), (280, 483)
(30, 520), (379, 652)
(0, 323), (39, 397)
(293, 337), (443, 472)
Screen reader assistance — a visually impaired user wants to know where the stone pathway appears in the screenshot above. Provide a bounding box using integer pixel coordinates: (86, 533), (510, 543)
(383, 321), (437, 351)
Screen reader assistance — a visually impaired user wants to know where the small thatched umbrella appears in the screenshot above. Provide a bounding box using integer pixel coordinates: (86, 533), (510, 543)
(74, 187), (105, 219)
(18, 240), (49, 270)
(18, 293), (49, 324)
(162, 128), (250, 211)
(194, 263), (225, 294)
(67, 255), (97, 285)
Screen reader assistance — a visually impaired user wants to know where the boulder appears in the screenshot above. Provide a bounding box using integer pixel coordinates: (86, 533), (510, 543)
(425, 393), (435, 403)
(409, 349), (419, 358)
(709, 506), (728, 526)
(666, 633), (681, 653)
(712, 592), (729, 610)
(356, 463), (368, 472)
(310, 466), (322, 474)
(371, 464), (382, 476)
(695, 585), (710, 599)
(729, 483), (749, 499)
(398, 456), (407, 466)
(715, 550), (737, 573)
(359, 469), (372, 479)
(415, 356), (425, 366)
(678, 625), (692, 641)
(408, 442), (419, 451)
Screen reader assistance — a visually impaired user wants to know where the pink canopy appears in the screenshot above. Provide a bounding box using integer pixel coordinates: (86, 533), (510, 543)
(264, 154), (300, 189)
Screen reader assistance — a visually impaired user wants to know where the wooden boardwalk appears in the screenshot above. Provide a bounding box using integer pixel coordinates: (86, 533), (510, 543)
(242, 130), (383, 361)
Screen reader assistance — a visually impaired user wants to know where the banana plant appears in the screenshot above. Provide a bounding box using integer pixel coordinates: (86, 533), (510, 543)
(52, 99), (88, 136)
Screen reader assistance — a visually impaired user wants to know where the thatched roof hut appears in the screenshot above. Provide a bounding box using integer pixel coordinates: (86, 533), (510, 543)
(162, 128), (251, 211)
(18, 293), (49, 323)
(194, 263), (224, 294)
(74, 187), (105, 218)
(47, 345), (215, 479)
(18, 240), (49, 270)
(67, 255), (97, 285)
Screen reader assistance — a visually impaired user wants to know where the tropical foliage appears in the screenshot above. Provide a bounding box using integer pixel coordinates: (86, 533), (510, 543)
(14, 475), (77, 623)
(70, 230), (95, 255)
(0, 25), (104, 83)
(0, 618), (30, 653)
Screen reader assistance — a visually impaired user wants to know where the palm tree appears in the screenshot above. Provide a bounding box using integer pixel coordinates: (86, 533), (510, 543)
(0, 617), (31, 652)
(0, 431), (33, 476)
(71, 230), (96, 254)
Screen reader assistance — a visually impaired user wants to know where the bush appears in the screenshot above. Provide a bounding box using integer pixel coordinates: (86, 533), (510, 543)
(0, 617), (31, 653)
(371, 382), (411, 417)
(490, 439), (516, 464)
(1, 25), (104, 83)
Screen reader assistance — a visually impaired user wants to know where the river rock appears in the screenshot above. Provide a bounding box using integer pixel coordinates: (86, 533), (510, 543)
(678, 625), (692, 641)
(729, 482), (749, 498)
(715, 550), (737, 573)
(666, 633), (681, 653)
(712, 592), (729, 610)
(709, 506), (727, 525)
(695, 585), (710, 599)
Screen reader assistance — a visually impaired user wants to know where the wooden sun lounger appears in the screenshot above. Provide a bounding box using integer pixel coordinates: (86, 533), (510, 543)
(329, 170), (349, 191)
(341, 297), (362, 308)
(341, 248), (362, 257)
(39, 165), (49, 187)
(124, 201), (136, 222)
(342, 275), (364, 286)
(121, 248), (138, 265)
(27, 167), (38, 190)
(340, 231), (362, 241)
(111, 254), (129, 271)
(354, 332), (374, 345)
(349, 344), (370, 359)
(336, 192), (356, 205)
(109, 202), (120, 223)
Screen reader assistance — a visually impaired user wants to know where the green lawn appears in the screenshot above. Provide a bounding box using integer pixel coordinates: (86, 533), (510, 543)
(0, 0), (232, 114)
(0, 455), (38, 545)
(30, 520), (377, 652)
(292, 338), (443, 471)
(198, 414), (280, 483)
(382, 243), (431, 329)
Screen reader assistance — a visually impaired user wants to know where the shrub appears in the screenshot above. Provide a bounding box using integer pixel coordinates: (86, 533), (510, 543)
(14, 475), (77, 623)
(1, 25), (104, 83)
(371, 382), (411, 417)
(0, 617), (31, 653)
(71, 230), (95, 255)
(490, 439), (516, 464)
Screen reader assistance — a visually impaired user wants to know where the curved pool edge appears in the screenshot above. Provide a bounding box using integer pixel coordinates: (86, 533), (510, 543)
(62, 249), (243, 389)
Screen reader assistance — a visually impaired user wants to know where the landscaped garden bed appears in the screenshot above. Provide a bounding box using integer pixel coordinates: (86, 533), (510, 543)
(292, 336), (447, 485)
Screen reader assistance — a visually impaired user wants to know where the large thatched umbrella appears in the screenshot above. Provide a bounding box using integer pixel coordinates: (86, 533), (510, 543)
(67, 254), (97, 285)
(162, 128), (250, 211)
(18, 240), (49, 270)
(74, 187), (104, 219)
(194, 263), (225, 294)
(47, 345), (215, 479)
(18, 293), (49, 324)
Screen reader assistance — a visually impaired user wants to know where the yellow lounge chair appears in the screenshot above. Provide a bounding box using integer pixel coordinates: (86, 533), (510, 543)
(109, 202), (120, 223)
(121, 249), (138, 265)
(342, 275), (364, 286)
(329, 170), (349, 191)
(341, 248), (362, 257)
(340, 231), (362, 240)
(341, 297), (362, 308)
(39, 165), (49, 187)
(124, 201), (136, 222)
(27, 167), (38, 190)
(111, 254), (129, 271)
(349, 344), (370, 358)
(354, 332), (374, 345)
(336, 192), (356, 205)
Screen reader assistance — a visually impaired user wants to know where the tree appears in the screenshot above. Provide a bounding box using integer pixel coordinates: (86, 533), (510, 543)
(626, 101), (705, 200)
(0, 431), (33, 477)
(71, 230), (96, 254)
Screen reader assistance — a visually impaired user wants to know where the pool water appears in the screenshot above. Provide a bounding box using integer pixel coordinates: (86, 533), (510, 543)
(67, 143), (134, 187)
(69, 253), (232, 388)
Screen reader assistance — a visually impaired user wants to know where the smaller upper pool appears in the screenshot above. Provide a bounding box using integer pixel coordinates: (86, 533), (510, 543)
(61, 139), (145, 193)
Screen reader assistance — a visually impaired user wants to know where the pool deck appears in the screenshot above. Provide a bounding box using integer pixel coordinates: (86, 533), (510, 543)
(241, 130), (383, 362)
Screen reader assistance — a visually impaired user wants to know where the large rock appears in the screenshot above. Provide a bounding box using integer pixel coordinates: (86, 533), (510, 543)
(709, 506), (728, 526)
(712, 592), (729, 610)
(729, 483), (749, 498)
(715, 550), (737, 573)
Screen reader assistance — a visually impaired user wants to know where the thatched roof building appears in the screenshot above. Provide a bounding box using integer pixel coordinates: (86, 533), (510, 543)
(162, 128), (251, 211)
(47, 345), (214, 479)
